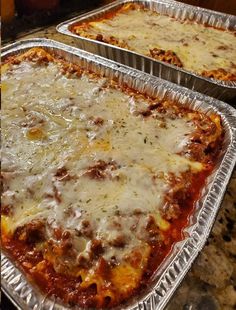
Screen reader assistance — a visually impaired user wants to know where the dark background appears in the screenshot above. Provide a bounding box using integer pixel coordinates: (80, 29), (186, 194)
(2, 0), (102, 43)
(2, 293), (18, 310)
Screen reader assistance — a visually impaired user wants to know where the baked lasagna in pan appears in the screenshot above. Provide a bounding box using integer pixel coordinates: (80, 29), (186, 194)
(70, 3), (236, 82)
(1, 48), (224, 308)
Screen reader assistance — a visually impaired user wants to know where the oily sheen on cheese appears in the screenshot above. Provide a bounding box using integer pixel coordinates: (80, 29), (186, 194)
(2, 60), (197, 250)
(71, 4), (236, 80)
(1, 49), (223, 308)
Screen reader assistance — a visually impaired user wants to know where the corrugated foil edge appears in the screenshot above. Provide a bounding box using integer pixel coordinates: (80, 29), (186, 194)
(2, 38), (236, 310)
(56, 0), (236, 101)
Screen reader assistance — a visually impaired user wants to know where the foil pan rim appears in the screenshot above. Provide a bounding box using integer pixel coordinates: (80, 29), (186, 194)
(162, 0), (236, 19)
(2, 38), (236, 310)
(56, 0), (236, 89)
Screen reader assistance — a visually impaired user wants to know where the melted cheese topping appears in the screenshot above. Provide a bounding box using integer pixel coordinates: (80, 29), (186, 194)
(2, 59), (203, 272)
(74, 7), (236, 76)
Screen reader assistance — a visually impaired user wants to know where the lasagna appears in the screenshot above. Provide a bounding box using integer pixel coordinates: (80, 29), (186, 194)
(1, 48), (224, 308)
(71, 3), (236, 82)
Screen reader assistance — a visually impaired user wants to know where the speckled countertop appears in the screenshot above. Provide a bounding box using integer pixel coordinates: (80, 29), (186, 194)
(4, 23), (236, 310)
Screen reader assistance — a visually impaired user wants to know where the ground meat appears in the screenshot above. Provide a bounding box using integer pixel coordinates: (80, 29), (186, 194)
(180, 111), (223, 162)
(136, 102), (164, 118)
(133, 208), (144, 216)
(1, 204), (13, 216)
(149, 48), (183, 67)
(202, 68), (236, 81)
(1, 172), (13, 192)
(96, 34), (105, 42)
(196, 124), (216, 138)
(45, 231), (78, 273)
(110, 219), (122, 229)
(109, 36), (128, 48)
(83, 160), (118, 180)
(160, 202), (181, 221)
(55, 167), (74, 182)
(14, 220), (46, 244)
(92, 32), (128, 48)
(90, 116), (104, 126)
(76, 253), (90, 268)
(109, 234), (126, 247)
(109, 256), (118, 267)
(138, 99), (184, 119)
(186, 142), (207, 162)
(58, 230), (74, 253)
(170, 174), (191, 204)
(76, 220), (93, 238)
(125, 249), (143, 268)
(149, 102), (162, 111)
(140, 110), (152, 117)
(172, 182), (191, 203)
(145, 215), (161, 243)
(217, 45), (229, 50)
(90, 239), (104, 257)
(59, 61), (82, 78)
(160, 173), (193, 221)
(53, 227), (63, 240)
(9, 48), (51, 65)
(25, 249), (43, 264)
(81, 296), (98, 309)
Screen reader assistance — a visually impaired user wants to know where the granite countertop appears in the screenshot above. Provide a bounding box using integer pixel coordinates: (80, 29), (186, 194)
(3, 22), (236, 310)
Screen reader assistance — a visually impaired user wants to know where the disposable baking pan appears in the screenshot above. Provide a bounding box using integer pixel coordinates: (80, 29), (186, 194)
(57, 0), (236, 101)
(1, 38), (236, 310)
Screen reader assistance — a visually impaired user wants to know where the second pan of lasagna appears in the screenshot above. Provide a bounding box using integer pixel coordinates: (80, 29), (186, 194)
(1, 38), (236, 310)
(57, 0), (236, 101)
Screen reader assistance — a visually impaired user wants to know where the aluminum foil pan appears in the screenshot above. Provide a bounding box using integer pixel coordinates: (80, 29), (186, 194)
(1, 38), (236, 310)
(57, 0), (236, 101)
